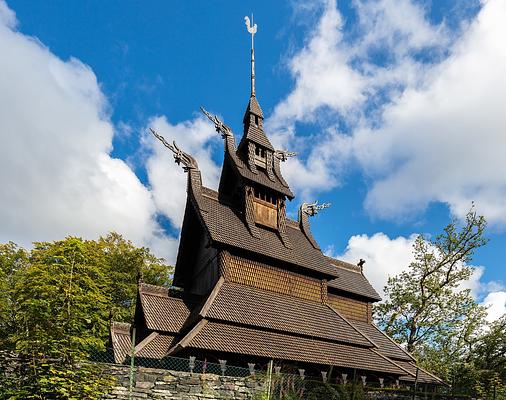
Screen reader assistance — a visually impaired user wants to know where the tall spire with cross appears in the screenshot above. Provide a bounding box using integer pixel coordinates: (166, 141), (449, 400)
(244, 15), (257, 97)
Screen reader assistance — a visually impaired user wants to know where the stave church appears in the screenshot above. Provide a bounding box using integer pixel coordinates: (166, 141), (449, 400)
(111, 17), (442, 386)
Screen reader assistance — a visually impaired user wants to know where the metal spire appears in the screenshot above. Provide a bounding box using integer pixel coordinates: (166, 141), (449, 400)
(244, 15), (257, 97)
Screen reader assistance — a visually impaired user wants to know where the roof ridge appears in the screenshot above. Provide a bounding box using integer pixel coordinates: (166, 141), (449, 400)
(111, 321), (131, 334)
(369, 322), (416, 362)
(167, 319), (208, 356)
(285, 218), (300, 229)
(139, 282), (170, 297)
(326, 256), (362, 273)
(371, 349), (415, 377)
(134, 331), (159, 356)
(407, 361), (447, 385)
(199, 277), (225, 318)
(325, 303), (376, 348)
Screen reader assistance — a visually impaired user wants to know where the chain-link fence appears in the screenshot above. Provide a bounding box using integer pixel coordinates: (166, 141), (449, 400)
(89, 348), (476, 400)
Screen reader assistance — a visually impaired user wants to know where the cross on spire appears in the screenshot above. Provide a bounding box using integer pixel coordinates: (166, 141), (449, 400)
(244, 15), (257, 97)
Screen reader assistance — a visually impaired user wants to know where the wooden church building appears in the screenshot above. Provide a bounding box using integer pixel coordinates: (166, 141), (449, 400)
(111, 17), (442, 386)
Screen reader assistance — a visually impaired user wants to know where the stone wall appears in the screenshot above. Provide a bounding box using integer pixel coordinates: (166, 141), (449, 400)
(103, 364), (266, 400)
(0, 351), (265, 399)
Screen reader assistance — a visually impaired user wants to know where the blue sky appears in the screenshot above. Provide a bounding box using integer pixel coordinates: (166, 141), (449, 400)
(1, 0), (504, 320)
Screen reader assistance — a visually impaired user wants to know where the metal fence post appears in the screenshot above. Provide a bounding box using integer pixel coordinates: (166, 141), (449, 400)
(128, 327), (136, 400)
(352, 368), (356, 400)
(266, 360), (273, 400)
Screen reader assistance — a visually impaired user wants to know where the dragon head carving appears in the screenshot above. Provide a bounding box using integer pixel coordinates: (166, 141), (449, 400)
(150, 128), (198, 171)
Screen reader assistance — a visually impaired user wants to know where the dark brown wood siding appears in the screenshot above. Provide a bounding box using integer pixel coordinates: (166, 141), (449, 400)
(219, 252), (325, 303)
(327, 293), (371, 322)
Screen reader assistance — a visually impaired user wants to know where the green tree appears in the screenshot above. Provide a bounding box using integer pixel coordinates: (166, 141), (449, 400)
(98, 232), (173, 322)
(13, 237), (110, 360)
(0, 234), (173, 399)
(374, 207), (488, 382)
(3, 237), (112, 399)
(0, 242), (28, 348)
(472, 315), (506, 398)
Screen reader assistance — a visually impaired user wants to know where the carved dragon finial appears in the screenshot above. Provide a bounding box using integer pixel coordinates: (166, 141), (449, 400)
(200, 107), (233, 139)
(274, 150), (297, 162)
(150, 128), (198, 172)
(301, 201), (331, 217)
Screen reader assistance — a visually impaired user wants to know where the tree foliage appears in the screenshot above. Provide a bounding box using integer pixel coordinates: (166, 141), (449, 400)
(0, 233), (173, 399)
(375, 206), (489, 383)
(471, 315), (506, 398)
(98, 232), (172, 322)
(0, 242), (29, 348)
(13, 237), (110, 360)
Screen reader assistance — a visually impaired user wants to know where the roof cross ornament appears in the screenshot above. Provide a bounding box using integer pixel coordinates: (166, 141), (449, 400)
(274, 150), (297, 162)
(244, 15), (257, 97)
(150, 128), (198, 171)
(200, 107), (233, 138)
(301, 201), (332, 217)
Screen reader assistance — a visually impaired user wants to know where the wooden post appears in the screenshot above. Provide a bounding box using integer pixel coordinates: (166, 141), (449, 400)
(412, 367), (419, 400)
(128, 327), (136, 400)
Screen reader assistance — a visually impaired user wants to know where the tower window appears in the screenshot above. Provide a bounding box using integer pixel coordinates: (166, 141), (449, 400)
(252, 186), (279, 229)
(253, 144), (267, 168)
(253, 187), (277, 205)
(254, 115), (259, 126)
(255, 145), (266, 158)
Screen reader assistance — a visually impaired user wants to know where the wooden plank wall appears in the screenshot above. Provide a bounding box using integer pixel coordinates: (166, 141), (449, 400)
(219, 252), (323, 303)
(327, 293), (371, 322)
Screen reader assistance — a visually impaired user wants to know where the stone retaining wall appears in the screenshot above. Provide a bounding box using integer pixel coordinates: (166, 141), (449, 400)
(0, 351), (265, 399)
(103, 364), (266, 400)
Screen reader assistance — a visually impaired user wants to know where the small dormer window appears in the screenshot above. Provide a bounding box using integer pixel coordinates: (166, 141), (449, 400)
(254, 145), (265, 158)
(252, 186), (278, 229)
(253, 187), (277, 205)
(254, 145), (267, 168)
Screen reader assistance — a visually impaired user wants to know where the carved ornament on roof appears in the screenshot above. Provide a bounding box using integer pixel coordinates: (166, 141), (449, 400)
(200, 107), (233, 139)
(150, 128), (198, 171)
(274, 150), (297, 162)
(301, 201), (331, 217)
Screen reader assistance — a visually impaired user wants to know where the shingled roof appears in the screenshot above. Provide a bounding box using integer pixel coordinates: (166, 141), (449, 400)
(169, 320), (407, 375)
(228, 153), (294, 197)
(396, 360), (446, 385)
(199, 188), (335, 277)
(351, 320), (414, 361)
(326, 257), (382, 301)
(242, 125), (274, 151)
(110, 322), (131, 364)
(134, 332), (178, 359)
(203, 281), (373, 347)
(138, 283), (195, 333)
(245, 96), (263, 118)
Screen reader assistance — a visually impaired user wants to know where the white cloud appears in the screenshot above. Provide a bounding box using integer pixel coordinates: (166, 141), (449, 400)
(483, 291), (506, 322)
(270, 1), (366, 127)
(359, 0), (506, 224)
(0, 0), (16, 29)
(268, 0), (449, 201)
(0, 2), (177, 261)
(271, 0), (506, 227)
(143, 115), (221, 229)
(337, 231), (504, 321)
(336, 232), (417, 296)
